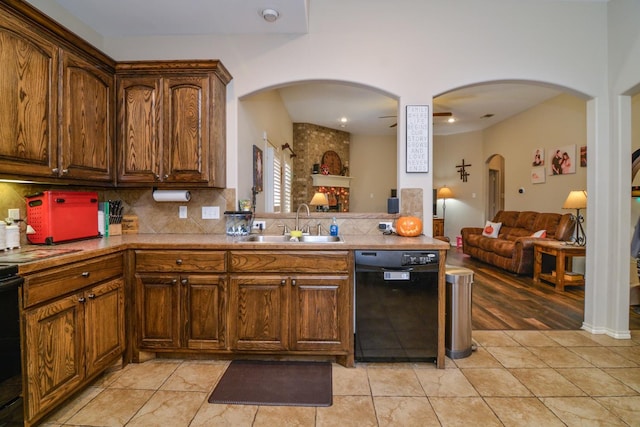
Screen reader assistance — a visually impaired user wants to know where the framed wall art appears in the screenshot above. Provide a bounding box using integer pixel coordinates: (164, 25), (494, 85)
(548, 144), (576, 175)
(531, 167), (546, 184)
(253, 145), (263, 192)
(406, 105), (429, 173)
(532, 148), (544, 166)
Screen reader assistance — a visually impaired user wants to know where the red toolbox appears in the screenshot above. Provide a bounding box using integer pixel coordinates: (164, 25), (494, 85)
(26, 191), (100, 244)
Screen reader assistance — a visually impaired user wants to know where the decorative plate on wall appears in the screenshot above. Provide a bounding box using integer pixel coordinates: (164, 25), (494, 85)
(321, 151), (342, 176)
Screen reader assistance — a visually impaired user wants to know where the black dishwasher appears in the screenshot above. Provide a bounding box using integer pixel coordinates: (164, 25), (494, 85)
(0, 264), (23, 426)
(355, 250), (439, 362)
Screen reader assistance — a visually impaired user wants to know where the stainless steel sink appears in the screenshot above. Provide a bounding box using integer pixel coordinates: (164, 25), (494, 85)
(241, 234), (343, 243)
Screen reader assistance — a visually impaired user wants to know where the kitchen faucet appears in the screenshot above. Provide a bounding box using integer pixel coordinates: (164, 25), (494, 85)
(296, 203), (310, 232)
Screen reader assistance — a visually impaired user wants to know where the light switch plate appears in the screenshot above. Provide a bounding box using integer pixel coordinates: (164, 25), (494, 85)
(179, 206), (187, 219)
(253, 220), (266, 230)
(202, 206), (220, 219)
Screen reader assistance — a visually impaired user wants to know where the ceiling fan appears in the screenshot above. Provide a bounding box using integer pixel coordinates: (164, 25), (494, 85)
(379, 112), (453, 128)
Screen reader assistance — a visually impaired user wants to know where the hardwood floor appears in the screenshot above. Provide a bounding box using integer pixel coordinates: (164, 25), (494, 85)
(445, 248), (640, 330)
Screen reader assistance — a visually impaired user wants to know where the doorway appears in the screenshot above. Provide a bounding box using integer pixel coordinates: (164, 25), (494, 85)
(487, 154), (504, 219)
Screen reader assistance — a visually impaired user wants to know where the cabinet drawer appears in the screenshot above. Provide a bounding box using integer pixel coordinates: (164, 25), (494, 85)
(135, 250), (226, 272)
(23, 253), (123, 308)
(229, 251), (350, 273)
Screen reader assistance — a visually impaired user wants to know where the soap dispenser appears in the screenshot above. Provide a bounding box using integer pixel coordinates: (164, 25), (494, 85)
(330, 217), (339, 236)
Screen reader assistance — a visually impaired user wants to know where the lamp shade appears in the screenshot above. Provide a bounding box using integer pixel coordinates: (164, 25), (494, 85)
(562, 190), (587, 209)
(309, 192), (329, 206)
(437, 186), (454, 199)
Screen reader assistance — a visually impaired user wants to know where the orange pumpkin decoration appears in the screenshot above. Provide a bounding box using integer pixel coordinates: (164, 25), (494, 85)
(396, 216), (423, 237)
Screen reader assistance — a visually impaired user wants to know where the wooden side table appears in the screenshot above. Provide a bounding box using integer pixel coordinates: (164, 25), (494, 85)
(533, 241), (586, 291)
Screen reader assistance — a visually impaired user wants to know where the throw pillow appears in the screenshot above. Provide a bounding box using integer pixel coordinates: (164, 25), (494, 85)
(531, 229), (547, 238)
(482, 221), (502, 238)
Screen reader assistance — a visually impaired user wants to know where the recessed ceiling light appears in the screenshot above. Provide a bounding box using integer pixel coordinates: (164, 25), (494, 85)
(447, 117), (455, 123)
(261, 8), (279, 23)
(340, 117), (348, 123)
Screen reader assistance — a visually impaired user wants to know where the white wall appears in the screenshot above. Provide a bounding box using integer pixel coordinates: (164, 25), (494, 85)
(35, 0), (640, 336)
(349, 134), (397, 212)
(237, 91), (293, 208)
(434, 130), (484, 240)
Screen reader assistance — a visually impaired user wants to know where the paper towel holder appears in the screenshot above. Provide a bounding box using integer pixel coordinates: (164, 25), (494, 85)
(152, 188), (192, 203)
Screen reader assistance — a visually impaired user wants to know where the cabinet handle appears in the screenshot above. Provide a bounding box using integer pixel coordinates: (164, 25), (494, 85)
(280, 279), (286, 286)
(154, 174), (160, 180)
(51, 168), (59, 174)
(87, 293), (96, 299)
(78, 297), (86, 303)
(176, 259), (183, 265)
(61, 168), (69, 174)
(172, 279), (177, 285)
(81, 271), (90, 277)
(181, 278), (188, 285)
(291, 279), (296, 286)
(163, 174), (169, 179)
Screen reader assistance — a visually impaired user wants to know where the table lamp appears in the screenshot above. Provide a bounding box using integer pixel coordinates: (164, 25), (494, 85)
(562, 190), (587, 246)
(309, 192), (329, 212)
(437, 186), (454, 221)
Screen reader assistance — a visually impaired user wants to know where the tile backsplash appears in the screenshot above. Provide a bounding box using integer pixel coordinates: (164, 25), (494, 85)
(0, 183), (422, 246)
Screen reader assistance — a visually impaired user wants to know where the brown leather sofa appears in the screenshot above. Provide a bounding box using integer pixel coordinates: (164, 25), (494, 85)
(460, 210), (576, 275)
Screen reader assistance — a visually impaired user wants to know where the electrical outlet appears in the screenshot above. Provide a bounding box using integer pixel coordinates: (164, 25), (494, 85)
(253, 220), (266, 230)
(8, 209), (20, 221)
(179, 206), (187, 219)
(202, 206), (220, 219)
(378, 221), (393, 231)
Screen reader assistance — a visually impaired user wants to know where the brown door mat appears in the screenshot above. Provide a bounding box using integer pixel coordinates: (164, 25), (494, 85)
(208, 360), (332, 407)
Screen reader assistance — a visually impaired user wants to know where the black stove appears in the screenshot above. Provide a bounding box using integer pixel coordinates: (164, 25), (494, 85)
(0, 263), (23, 426)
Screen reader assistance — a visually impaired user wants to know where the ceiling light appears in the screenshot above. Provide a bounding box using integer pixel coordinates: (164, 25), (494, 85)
(340, 117), (348, 123)
(447, 117), (455, 123)
(261, 8), (279, 23)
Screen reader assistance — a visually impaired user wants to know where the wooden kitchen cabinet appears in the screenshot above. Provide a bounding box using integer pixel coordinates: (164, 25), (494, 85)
(60, 50), (115, 182)
(134, 250), (227, 351)
(0, 3), (116, 184)
(0, 14), (60, 179)
(228, 251), (352, 359)
(116, 61), (232, 187)
(21, 254), (125, 426)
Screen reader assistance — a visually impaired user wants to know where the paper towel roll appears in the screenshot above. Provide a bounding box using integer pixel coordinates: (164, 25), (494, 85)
(153, 190), (191, 202)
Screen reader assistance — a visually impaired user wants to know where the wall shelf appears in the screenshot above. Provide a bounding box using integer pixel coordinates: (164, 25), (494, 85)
(311, 174), (353, 188)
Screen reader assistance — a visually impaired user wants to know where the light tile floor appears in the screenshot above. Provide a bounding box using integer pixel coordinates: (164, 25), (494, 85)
(41, 330), (640, 427)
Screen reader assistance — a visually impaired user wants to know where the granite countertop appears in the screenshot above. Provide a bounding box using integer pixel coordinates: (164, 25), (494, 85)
(4, 233), (449, 275)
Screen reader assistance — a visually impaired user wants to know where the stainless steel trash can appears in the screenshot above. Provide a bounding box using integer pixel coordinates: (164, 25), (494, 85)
(445, 266), (474, 359)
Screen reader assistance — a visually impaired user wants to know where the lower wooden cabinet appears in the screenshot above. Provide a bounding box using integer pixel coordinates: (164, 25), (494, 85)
(229, 274), (349, 353)
(228, 251), (352, 357)
(23, 276), (124, 425)
(136, 273), (226, 350)
(134, 250), (227, 351)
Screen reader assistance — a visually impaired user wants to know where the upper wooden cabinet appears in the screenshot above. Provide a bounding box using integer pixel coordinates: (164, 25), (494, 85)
(0, 15), (59, 178)
(116, 61), (231, 187)
(0, 2), (116, 184)
(60, 50), (115, 182)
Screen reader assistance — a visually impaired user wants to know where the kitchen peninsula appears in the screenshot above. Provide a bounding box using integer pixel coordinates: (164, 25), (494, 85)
(10, 233), (448, 426)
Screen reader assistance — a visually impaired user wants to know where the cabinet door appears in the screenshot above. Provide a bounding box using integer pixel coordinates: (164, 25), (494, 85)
(136, 274), (181, 349)
(163, 75), (210, 183)
(229, 275), (288, 351)
(183, 274), (226, 349)
(290, 275), (350, 352)
(85, 278), (125, 376)
(24, 293), (84, 420)
(60, 50), (114, 182)
(0, 21), (59, 178)
(116, 76), (163, 183)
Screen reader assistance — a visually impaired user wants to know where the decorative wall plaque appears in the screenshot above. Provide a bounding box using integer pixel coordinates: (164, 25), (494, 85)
(406, 105), (429, 173)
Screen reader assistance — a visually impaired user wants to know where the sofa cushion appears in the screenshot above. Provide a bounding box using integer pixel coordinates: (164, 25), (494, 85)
(492, 239), (516, 258)
(494, 211), (520, 228)
(515, 211), (538, 230)
(531, 213), (562, 237)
